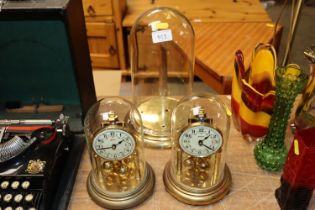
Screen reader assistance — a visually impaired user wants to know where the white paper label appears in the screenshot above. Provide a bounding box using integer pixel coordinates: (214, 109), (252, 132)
(102, 112), (109, 121)
(152, 29), (173, 43)
(192, 106), (201, 115)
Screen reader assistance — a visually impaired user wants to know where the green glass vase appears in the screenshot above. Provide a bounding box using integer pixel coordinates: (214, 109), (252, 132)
(254, 64), (308, 171)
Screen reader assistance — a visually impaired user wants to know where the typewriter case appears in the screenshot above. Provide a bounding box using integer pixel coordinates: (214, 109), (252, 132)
(0, 0), (96, 209)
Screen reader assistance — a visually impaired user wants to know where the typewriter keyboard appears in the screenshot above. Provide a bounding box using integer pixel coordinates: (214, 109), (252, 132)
(0, 179), (42, 210)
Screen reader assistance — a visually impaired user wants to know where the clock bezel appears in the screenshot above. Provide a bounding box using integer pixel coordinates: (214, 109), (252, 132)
(178, 121), (223, 158)
(92, 126), (136, 161)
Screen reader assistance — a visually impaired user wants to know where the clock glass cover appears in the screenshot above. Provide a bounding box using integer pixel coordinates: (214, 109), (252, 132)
(163, 93), (231, 205)
(130, 7), (194, 148)
(84, 97), (147, 194)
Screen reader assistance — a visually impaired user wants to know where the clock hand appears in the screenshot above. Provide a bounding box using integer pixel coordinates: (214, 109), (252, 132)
(96, 138), (127, 151)
(117, 139), (126, 145)
(96, 145), (113, 150)
(199, 142), (215, 151)
(200, 135), (211, 141)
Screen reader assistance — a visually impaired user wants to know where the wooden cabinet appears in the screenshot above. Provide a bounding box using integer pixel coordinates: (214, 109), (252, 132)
(82, 0), (126, 69)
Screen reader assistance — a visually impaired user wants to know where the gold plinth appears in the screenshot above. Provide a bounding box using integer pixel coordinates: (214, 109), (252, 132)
(163, 161), (232, 205)
(136, 97), (178, 148)
(87, 162), (155, 209)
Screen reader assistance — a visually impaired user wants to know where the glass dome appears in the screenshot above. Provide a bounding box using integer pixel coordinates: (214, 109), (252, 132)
(84, 97), (154, 209)
(163, 93), (232, 205)
(129, 7), (195, 148)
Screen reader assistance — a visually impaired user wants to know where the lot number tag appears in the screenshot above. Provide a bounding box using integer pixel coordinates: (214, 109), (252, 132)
(152, 29), (173, 43)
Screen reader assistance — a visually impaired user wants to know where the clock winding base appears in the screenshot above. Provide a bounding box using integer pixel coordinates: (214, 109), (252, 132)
(87, 162), (155, 209)
(163, 161), (231, 205)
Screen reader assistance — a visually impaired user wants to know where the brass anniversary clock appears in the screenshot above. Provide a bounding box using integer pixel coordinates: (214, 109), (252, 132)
(84, 97), (155, 209)
(163, 94), (232, 205)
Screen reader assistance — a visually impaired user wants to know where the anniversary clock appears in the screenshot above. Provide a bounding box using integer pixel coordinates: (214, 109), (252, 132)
(84, 97), (155, 209)
(163, 93), (232, 205)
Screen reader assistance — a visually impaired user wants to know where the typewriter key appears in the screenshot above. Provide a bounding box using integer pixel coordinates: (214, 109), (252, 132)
(11, 181), (20, 189)
(4, 193), (13, 202)
(15, 207), (24, 210)
(14, 194), (23, 203)
(28, 208), (36, 210)
(1, 181), (9, 189)
(4, 207), (13, 210)
(21, 181), (30, 189)
(24, 194), (33, 202)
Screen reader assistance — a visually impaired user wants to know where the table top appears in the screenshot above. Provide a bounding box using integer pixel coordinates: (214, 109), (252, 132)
(193, 22), (279, 79)
(122, 0), (271, 27)
(68, 96), (315, 210)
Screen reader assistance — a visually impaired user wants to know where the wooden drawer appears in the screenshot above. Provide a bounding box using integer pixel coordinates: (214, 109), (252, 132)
(82, 0), (112, 18)
(86, 22), (119, 69)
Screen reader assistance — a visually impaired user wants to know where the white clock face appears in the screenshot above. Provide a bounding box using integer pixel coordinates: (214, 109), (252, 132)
(93, 129), (136, 160)
(179, 125), (222, 157)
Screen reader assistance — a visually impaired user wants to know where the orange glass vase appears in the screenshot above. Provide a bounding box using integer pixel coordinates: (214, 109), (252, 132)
(231, 43), (277, 142)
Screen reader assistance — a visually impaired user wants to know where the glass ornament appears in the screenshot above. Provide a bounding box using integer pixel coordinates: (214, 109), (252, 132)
(254, 65), (308, 171)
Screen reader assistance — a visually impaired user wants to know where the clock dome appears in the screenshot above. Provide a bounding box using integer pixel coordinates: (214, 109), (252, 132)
(84, 96), (155, 209)
(163, 93), (232, 205)
(129, 7), (195, 148)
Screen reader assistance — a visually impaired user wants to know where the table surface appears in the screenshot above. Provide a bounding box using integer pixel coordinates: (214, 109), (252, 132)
(122, 0), (271, 27)
(193, 22), (279, 79)
(68, 96), (315, 210)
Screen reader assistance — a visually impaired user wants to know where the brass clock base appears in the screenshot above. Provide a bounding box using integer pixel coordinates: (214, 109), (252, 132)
(163, 161), (232, 205)
(135, 97), (178, 149)
(87, 162), (155, 209)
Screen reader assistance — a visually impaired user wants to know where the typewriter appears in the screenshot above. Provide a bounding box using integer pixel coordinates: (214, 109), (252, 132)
(0, 115), (72, 210)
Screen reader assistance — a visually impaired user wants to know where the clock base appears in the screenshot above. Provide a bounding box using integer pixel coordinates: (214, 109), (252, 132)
(163, 161), (232, 205)
(134, 96), (179, 149)
(87, 162), (155, 209)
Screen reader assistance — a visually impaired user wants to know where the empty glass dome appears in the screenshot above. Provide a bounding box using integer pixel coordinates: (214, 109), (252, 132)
(129, 7), (195, 148)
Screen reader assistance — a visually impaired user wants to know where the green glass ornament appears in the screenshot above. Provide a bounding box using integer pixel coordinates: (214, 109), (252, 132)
(254, 64), (308, 171)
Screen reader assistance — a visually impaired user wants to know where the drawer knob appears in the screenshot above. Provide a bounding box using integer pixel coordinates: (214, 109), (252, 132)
(109, 45), (117, 56)
(87, 5), (96, 16)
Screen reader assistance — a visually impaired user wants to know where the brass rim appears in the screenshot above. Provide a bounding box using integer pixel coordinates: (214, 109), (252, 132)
(87, 162), (155, 209)
(163, 161), (232, 205)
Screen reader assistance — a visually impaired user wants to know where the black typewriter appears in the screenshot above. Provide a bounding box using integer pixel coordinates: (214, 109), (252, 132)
(0, 115), (72, 210)
(0, 0), (97, 208)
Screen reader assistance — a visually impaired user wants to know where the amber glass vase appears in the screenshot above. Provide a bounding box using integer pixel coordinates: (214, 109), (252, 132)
(254, 64), (308, 171)
(231, 43), (276, 142)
